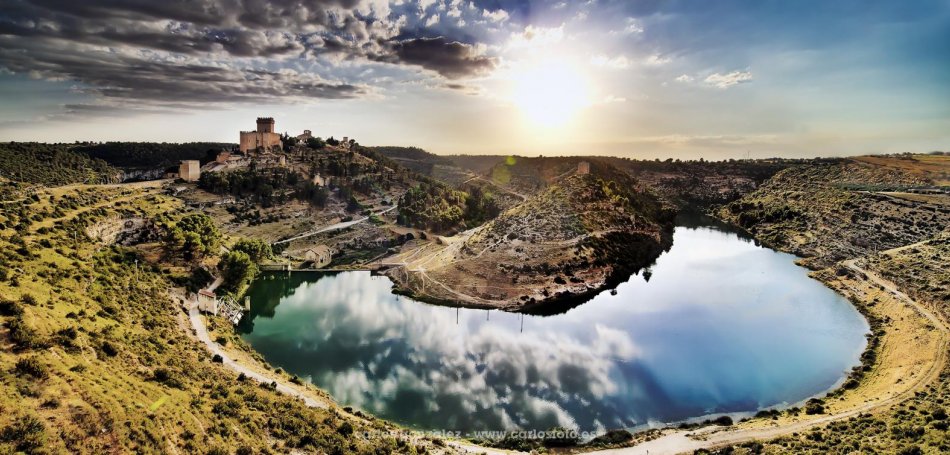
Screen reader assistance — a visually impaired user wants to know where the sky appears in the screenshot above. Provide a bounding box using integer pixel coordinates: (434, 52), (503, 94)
(0, 0), (948, 160)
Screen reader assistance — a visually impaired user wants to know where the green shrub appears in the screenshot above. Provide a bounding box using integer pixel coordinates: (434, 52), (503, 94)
(587, 429), (632, 447)
(0, 414), (46, 453)
(14, 357), (48, 379)
(805, 398), (825, 415)
(6, 317), (41, 350)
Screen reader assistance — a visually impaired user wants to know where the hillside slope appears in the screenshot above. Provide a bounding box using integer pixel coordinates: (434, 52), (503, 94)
(0, 142), (120, 186)
(0, 184), (459, 454)
(719, 155), (950, 269)
(385, 161), (675, 312)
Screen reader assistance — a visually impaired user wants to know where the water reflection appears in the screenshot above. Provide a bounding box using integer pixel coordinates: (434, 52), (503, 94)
(239, 226), (868, 432)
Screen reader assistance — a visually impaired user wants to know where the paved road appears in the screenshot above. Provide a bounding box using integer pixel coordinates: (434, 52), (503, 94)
(273, 205), (398, 245)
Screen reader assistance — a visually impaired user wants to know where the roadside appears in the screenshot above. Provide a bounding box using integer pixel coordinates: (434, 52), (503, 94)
(184, 301), (330, 408)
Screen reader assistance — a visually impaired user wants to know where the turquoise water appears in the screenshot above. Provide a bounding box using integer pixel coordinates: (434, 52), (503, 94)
(239, 224), (868, 433)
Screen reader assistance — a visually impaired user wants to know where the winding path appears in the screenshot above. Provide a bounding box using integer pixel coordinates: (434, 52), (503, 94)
(273, 205), (398, 245)
(186, 305), (328, 409)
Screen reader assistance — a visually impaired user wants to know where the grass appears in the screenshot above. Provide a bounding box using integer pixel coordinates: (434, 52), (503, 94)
(0, 183), (456, 454)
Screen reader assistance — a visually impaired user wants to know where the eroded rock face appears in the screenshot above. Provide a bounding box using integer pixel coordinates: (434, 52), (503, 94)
(85, 216), (155, 245)
(386, 162), (676, 312)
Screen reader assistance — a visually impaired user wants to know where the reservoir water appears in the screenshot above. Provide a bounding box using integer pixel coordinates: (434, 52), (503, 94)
(238, 223), (868, 433)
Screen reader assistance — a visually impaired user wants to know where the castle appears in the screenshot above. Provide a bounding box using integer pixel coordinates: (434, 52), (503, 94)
(239, 117), (282, 153)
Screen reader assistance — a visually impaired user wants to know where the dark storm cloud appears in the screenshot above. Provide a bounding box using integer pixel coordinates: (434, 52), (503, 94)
(0, 35), (366, 104)
(0, 0), (497, 108)
(376, 37), (496, 79)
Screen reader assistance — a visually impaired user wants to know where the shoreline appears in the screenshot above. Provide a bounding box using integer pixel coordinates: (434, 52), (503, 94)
(191, 220), (947, 455)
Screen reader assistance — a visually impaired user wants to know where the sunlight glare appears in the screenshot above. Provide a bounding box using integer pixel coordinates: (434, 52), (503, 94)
(510, 58), (590, 128)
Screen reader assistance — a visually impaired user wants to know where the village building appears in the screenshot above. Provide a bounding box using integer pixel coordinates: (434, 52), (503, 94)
(215, 151), (231, 164)
(239, 117), (282, 153)
(179, 160), (200, 181)
(297, 129), (312, 141)
(197, 289), (217, 315)
(577, 161), (590, 175)
(304, 245), (334, 268)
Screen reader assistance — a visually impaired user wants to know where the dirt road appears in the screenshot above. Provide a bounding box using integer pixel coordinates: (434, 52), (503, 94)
(273, 205), (398, 245)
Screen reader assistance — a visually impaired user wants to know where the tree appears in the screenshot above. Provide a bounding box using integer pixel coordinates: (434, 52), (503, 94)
(220, 251), (257, 294)
(306, 137), (325, 149)
(168, 213), (221, 260)
(231, 238), (272, 262)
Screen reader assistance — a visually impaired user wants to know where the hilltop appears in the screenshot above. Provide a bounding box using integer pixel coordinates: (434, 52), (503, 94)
(384, 160), (675, 312)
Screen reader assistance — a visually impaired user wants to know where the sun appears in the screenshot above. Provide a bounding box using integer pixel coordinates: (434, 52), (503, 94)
(509, 58), (591, 127)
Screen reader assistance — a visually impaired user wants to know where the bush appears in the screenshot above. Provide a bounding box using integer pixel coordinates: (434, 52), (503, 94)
(587, 429), (632, 447)
(542, 427), (580, 448)
(712, 415), (734, 426)
(6, 317), (41, 350)
(153, 368), (185, 389)
(805, 398), (825, 415)
(337, 421), (354, 437)
(15, 357), (48, 379)
(0, 414), (46, 452)
(100, 340), (119, 357)
(0, 298), (23, 316)
(212, 354), (224, 363)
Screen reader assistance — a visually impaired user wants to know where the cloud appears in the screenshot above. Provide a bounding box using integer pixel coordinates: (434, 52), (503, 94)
(675, 74), (694, 83)
(615, 17), (644, 35)
(506, 24), (565, 49)
(0, 35), (367, 105)
(590, 54), (632, 69)
(645, 54), (671, 66)
(0, 0), (499, 113)
(380, 37), (496, 79)
(704, 70), (753, 89)
(482, 9), (510, 23)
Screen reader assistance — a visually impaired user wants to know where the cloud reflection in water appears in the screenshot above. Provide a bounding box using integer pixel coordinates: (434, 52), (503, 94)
(240, 226), (868, 432)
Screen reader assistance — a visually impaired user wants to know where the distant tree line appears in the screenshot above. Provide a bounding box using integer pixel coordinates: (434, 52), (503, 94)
(75, 142), (235, 169)
(0, 142), (119, 186)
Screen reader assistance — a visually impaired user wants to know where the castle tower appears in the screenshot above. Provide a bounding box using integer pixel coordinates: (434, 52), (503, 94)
(179, 160), (200, 181)
(240, 117), (281, 153)
(256, 117), (275, 133)
(577, 161), (590, 175)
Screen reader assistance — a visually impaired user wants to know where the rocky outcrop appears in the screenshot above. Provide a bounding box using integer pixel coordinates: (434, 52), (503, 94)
(386, 161), (675, 312)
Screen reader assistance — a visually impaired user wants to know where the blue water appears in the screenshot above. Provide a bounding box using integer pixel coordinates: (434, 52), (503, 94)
(239, 224), (868, 433)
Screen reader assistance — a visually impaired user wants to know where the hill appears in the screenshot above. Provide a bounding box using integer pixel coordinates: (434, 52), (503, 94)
(708, 155), (950, 453)
(371, 146), (475, 186)
(384, 160), (675, 312)
(0, 183), (458, 454)
(0, 142), (120, 186)
(719, 155), (950, 269)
